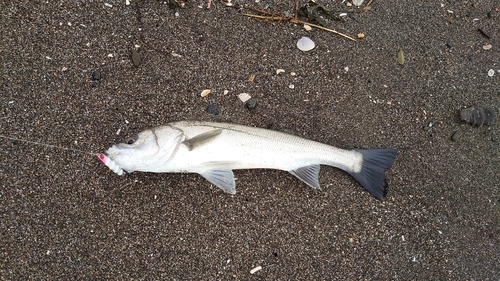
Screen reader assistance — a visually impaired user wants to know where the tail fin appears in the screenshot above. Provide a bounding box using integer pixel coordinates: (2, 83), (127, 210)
(348, 149), (397, 199)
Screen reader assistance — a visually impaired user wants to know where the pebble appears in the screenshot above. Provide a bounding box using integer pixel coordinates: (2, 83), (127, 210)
(460, 106), (496, 126)
(92, 71), (101, 80)
(206, 104), (219, 115)
(483, 44), (492, 50)
(245, 99), (258, 109)
(451, 130), (461, 142)
(488, 69), (495, 77)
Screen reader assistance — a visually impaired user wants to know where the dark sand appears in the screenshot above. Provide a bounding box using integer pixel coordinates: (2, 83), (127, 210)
(1, 0), (499, 279)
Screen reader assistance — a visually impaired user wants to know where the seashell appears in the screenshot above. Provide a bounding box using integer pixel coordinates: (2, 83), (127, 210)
(460, 106), (496, 126)
(201, 89), (211, 97)
(276, 69), (285, 74)
(303, 24), (312, 31)
(297, 37), (315, 51)
(353, 0), (364, 6)
(483, 44), (492, 50)
(238, 93), (251, 103)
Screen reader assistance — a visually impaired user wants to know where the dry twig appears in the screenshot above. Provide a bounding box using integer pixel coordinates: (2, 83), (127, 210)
(242, 7), (357, 42)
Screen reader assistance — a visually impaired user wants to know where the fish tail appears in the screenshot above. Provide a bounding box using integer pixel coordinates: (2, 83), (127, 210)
(348, 149), (397, 199)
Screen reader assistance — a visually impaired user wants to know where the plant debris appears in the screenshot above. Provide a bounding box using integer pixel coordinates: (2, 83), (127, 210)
(242, 5), (356, 41)
(298, 1), (340, 27)
(131, 50), (141, 67)
(397, 49), (405, 65)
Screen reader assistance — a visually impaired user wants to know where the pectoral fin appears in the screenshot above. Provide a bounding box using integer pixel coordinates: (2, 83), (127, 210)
(289, 165), (321, 189)
(182, 129), (222, 151)
(200, 169), (236, 194)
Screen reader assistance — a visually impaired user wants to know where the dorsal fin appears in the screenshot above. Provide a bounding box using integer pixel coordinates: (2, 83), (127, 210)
(182, 129), (222, 151)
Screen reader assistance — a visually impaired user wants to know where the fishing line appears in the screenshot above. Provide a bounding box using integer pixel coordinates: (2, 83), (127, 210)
(0, 135), (96, 156)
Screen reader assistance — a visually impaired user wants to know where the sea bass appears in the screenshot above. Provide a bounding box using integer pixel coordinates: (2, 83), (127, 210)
(98, 121), (397, 199)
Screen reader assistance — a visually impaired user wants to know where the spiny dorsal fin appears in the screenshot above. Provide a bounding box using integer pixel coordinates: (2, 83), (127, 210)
(182, 129), (222, 151)
(289, 165), (321, 189)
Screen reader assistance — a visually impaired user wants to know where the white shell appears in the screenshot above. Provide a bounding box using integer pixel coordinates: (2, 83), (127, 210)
(297, 37), (315, 51)
(353, 0), (364, 6)
(238, 93), (251, 103)
(201, 89), (211, 97)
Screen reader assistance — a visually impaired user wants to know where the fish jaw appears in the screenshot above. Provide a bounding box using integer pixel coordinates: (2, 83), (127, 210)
(100, 125), (185, 174)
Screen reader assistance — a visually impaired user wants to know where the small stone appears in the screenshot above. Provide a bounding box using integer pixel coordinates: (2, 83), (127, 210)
(206, 104), (219, 115)
(451, 130), (461, 142)
(487, 11), (493, 18)
(245, 99), (257, 109)
(446, 42), (452, 48)
(303, 24), (312, 31)
(276, 69), (285, 74)
(92, 71), (101, 80)
(488, 69), (495, 77)
(357, 33), (365, 39)
(131, 50), (141, 67)
(460, 106), (496, 126)
(483, 44), (492, 50)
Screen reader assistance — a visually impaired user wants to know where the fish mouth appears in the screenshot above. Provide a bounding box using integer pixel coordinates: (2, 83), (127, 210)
(97, 152), (126, 176)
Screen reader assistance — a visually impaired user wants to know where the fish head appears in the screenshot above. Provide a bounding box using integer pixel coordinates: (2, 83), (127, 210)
(103, 126), (183, 173)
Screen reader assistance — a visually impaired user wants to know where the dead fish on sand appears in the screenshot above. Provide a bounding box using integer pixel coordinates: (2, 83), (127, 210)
(98, 121), (397, 199)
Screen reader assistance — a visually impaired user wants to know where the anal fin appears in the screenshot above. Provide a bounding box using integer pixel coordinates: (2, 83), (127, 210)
(289, 165), (321, 189)
(200, 169), (236, 194)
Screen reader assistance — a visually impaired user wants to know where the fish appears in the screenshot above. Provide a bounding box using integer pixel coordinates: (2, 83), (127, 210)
(98, 121), (397, 199)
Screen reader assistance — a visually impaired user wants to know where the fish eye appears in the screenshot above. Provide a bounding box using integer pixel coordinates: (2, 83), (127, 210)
(125, 137), (135, 145)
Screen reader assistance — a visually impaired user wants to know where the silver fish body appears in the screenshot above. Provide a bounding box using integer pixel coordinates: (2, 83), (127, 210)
(100, 121), (397, 199)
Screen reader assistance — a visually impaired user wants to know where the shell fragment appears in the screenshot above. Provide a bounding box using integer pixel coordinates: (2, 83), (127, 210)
(238, 93), (251, 103)
(201, 89), (211, 97)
